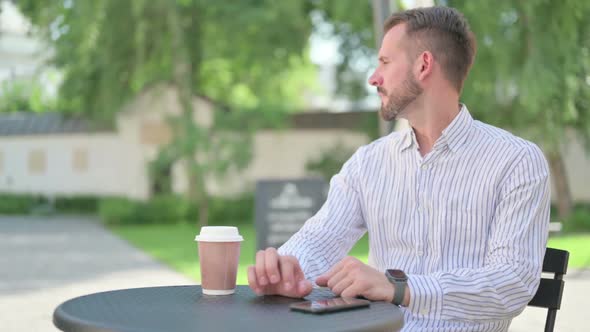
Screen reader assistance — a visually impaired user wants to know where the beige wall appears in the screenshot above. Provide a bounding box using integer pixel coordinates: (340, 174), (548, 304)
(204, 129), (370, 196)
(0, 133), (148, 199)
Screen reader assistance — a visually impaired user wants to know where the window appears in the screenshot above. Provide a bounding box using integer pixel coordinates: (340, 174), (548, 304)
(28, 149), (46, 174)
(72, 148), (88, 172)
(140, 120), (172, 145)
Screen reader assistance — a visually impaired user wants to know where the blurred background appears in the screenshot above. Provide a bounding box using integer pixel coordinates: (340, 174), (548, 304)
(0, 0), (588, 331)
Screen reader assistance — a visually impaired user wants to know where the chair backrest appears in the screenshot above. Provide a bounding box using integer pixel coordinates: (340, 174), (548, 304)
(528, 247), (569, 332)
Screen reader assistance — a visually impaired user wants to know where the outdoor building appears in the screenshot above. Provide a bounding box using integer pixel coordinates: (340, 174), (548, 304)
(0, 84), (370, 200)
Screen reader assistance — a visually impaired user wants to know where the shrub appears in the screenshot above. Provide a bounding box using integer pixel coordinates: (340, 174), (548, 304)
(54, 195), (99, 214)
(99, 197), (141, 225)
(0, 193), (42, 214)
(562, 204), (590, 233)
(0, 191), (255, 226)
(0, 193), (101, 215)
(208, 194), (254, 225)
(137, 194), (190, 224)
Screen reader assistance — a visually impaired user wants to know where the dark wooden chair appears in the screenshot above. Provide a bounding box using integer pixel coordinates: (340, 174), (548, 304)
(527, 247), (569, 332)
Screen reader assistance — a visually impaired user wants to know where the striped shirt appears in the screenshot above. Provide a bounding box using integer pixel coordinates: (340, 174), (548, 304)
(278, 105), (550, 331)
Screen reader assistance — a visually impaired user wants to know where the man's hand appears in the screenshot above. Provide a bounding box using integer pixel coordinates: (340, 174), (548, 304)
(316, 256), (394, 302)
(247, 247), (313, 298)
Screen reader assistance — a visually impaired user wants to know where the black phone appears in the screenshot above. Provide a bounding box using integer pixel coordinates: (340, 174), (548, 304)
(289, 297), (371, 314)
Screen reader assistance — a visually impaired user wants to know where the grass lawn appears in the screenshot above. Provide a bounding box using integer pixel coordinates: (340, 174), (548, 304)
(546, 234), (590, 268)
(110, 223), (589, 284)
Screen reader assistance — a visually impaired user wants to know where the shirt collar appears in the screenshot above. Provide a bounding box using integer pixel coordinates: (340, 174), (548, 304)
(439, 104), (473, 153)
(399, 104), (473, 153)
(400, 128), (416, 152)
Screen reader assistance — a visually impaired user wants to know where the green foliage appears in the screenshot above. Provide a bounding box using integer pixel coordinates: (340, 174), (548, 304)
(305, 143), (355, 181)
(562, 204), (590, 232)
(54, 195), (99, 214)
(0, 80), (57, 113)
(0, 193), (42, 214)
(99, 195), (188, 225)
(207, 194), (254, 226)
(0, 191), (254, 223)
(99, 197), (141, 225)
(310, 1), (376, 100)
(446, 0), (590, 153)
(99, 193), (254, 226)
(0, 193), (99, 215)
(15, 0), (318, 124)
(138, 194), (191, 224)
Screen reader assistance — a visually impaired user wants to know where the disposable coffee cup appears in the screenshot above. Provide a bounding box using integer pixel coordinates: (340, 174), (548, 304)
(195, 226), (243, 295)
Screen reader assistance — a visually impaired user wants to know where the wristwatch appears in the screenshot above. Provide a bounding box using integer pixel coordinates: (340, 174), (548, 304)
(385, 269), (408, 305)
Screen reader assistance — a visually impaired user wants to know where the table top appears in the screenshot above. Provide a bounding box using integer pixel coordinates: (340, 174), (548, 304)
(54, 285), (404, 332)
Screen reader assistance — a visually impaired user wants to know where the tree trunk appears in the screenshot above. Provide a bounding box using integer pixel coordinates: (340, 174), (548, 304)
(167, 3), (209, 227)
(198, 194), (209, 228)
(547, 150), (573, 221)
(187, 160), (209, 227)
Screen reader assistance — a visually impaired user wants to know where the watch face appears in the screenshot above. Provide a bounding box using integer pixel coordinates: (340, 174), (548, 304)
(387, 269), (407, 280)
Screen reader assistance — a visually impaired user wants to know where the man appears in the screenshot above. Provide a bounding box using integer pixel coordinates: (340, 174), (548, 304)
(248, 6), (549, 331)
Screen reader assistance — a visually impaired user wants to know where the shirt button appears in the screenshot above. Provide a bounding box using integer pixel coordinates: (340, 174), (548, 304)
(420, 308), (429, 316)
(421, 165), (428, 170)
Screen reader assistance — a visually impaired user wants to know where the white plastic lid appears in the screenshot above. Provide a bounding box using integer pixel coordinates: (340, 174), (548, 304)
(195, 226), (243, 242)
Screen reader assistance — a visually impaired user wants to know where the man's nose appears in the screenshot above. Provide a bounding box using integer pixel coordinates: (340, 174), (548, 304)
(368, 72), (383, 87)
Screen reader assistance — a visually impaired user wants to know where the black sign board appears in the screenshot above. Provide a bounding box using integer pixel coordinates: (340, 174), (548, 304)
(255, 178), (328, 250)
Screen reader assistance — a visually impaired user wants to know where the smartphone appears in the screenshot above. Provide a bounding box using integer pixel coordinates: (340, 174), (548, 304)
(289, 297), (370, 314)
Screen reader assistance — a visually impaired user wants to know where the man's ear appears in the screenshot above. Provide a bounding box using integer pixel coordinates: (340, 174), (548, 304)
(416, 51), (434, 82)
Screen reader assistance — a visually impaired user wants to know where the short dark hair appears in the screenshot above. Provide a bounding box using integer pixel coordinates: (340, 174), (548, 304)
(384, 6), (476, 92)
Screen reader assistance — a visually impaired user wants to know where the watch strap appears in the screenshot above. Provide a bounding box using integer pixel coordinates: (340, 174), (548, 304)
(385, 269), (407, 306)
(392, 279), (406, 305)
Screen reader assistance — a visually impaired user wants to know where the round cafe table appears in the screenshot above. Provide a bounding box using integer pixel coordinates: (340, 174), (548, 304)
(53, 285), (404, 332)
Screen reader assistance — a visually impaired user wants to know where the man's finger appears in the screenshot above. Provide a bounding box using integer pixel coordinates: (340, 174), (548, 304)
(331, 276), (354, 296)
(340, 281), (362, 298)
(264, 248), (281, 284)
(279, 257), (295, 290)
(255, 250), (268, 286)
(316, 259), (345, 286)
(247, 266), (263, 295)
(296, 279), (313, 297)
(288, 258), (313, 297)
(325, 268), (349, 290)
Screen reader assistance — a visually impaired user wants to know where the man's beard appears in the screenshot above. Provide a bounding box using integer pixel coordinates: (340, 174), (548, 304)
(379, 71), (423, 121)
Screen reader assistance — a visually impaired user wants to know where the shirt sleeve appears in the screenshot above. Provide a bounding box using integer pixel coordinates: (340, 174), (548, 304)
(407, 143), (550, 322)
(278, 147), (367, 280)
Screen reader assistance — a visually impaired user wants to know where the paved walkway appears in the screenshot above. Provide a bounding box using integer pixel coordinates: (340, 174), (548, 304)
(0, 216), (193, 332)
(0, 216), (587, 331)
